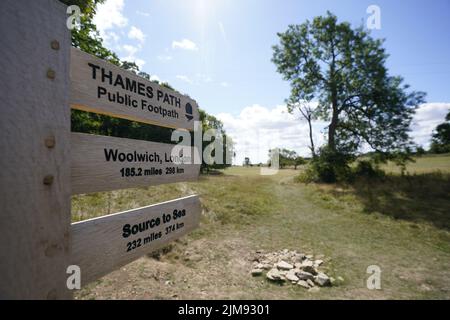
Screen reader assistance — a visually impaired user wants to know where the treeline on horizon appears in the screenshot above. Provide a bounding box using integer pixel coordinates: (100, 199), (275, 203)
(63, 0), (233, 172)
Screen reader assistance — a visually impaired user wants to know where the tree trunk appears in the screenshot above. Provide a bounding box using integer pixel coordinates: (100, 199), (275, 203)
(328, 106), (338, 152)
(328, 46), (338, 152)
(307, 114), (316, 158)
(328, 80), (339, 152)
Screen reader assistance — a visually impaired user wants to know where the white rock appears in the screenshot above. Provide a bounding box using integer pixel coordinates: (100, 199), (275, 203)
(302, 260), (314, 268)
(285, 271), (299, 282)
(251, 269), (264, 276)
(294, 254), (305, 262)
(266, 268), (285, 281)
(314, 259), (324, 267)
(250, 250), (331, 288)
(296, 271), (314, 281)
(276, 261), (294, 270)
(302, 265), (318, 275)
(315, 272), (331, 287)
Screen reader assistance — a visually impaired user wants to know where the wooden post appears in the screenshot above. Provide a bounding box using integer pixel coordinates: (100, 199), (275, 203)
(0, 0), (72, 299)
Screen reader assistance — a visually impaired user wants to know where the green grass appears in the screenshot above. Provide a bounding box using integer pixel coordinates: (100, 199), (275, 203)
(344, 172), (450, 230)
(73, 156), (450, 300)
(382, 153), (450, 174)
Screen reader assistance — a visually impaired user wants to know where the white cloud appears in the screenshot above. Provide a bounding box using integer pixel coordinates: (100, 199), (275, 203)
(121, 44), (145, 69)
(216, 104), (327, 165)
(122, 44), (138, 56)
(92, 1), (150, 73)
(105, 31), (120, 44)
(176, 75), (194, 84)
(128, 26), (146, 44)
(216, 102), (450, 165)
(124, 58), (146, 69)
(410, 102), (450, 148)
(136, 10), (150, 17)
(172, 39), (199, 51)
(157, 55), (173, 61)
(93, 0), (128, 44)
(150, 75), (162, 82)
(220, 82), (230, 87)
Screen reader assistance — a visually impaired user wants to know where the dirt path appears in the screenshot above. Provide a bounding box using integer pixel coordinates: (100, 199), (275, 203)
(75, 168), (450, 299)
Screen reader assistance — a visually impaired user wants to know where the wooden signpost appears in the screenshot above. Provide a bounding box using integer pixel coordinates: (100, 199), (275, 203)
(71, 133), (201, 194)
(70, 47), (199, 130)
(0, 0), (202, 299)
(71, 195), (201, 285)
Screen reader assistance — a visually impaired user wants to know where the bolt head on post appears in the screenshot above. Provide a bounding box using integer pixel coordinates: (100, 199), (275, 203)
(43, 175), (54, 185)
(45, 136), (56, 148)
(47, 69), (56, 80)
(50, 40), (60, 50)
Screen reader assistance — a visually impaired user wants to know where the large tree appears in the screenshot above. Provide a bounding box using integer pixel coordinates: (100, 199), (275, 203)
(272, 12), (425, 157)
(430, 110), (450, 154)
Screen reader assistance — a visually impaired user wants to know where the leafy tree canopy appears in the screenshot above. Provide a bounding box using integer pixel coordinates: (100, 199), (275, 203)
(430, 110), (450, 154)
(268, 148), (305, 169)
(61, 0), (233, 171)
(272, 12), (426, 159)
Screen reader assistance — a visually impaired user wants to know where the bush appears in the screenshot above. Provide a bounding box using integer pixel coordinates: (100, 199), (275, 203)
(312, 147), (354, 183)
(295, 147), (393, 184)
(295, 146), (354, 183)
(353, 160), (385, 179)
(295, 165), (319, 183)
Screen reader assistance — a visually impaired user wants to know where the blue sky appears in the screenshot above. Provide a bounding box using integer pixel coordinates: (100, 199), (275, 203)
(94, 0), (450, 163)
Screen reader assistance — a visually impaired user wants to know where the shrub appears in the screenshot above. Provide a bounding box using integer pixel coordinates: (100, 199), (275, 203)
(295, 146), (355, 183)
(295, 165), (319, 183)
(311, 147), (354, 183)
(353, 160), (385, 179)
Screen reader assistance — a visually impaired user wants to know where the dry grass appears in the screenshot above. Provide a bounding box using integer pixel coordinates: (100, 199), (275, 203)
(72, 158), (450, 300)
(382, 153), (450, 174)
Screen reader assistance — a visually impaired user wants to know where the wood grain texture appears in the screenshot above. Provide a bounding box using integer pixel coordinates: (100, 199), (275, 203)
(70, 47), (199, 130)
(71, 195), (201, 285)
(71, 133), (201, 194)
(0, 0), (72, 299)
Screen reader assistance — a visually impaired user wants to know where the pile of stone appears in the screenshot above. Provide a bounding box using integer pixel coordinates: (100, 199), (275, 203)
(250, 249), (334, 290)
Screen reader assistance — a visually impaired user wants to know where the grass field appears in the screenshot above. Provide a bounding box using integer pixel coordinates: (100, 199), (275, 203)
(73, 154), (450, 299)
(383, 153), (450, 174)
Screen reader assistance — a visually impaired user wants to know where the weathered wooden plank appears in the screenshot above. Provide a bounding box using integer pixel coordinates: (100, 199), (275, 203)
(0, 0), (72, 299)
(70, 47), (199, 130)
(71, 133), (201, 194)
(71, 195), (201, 285)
